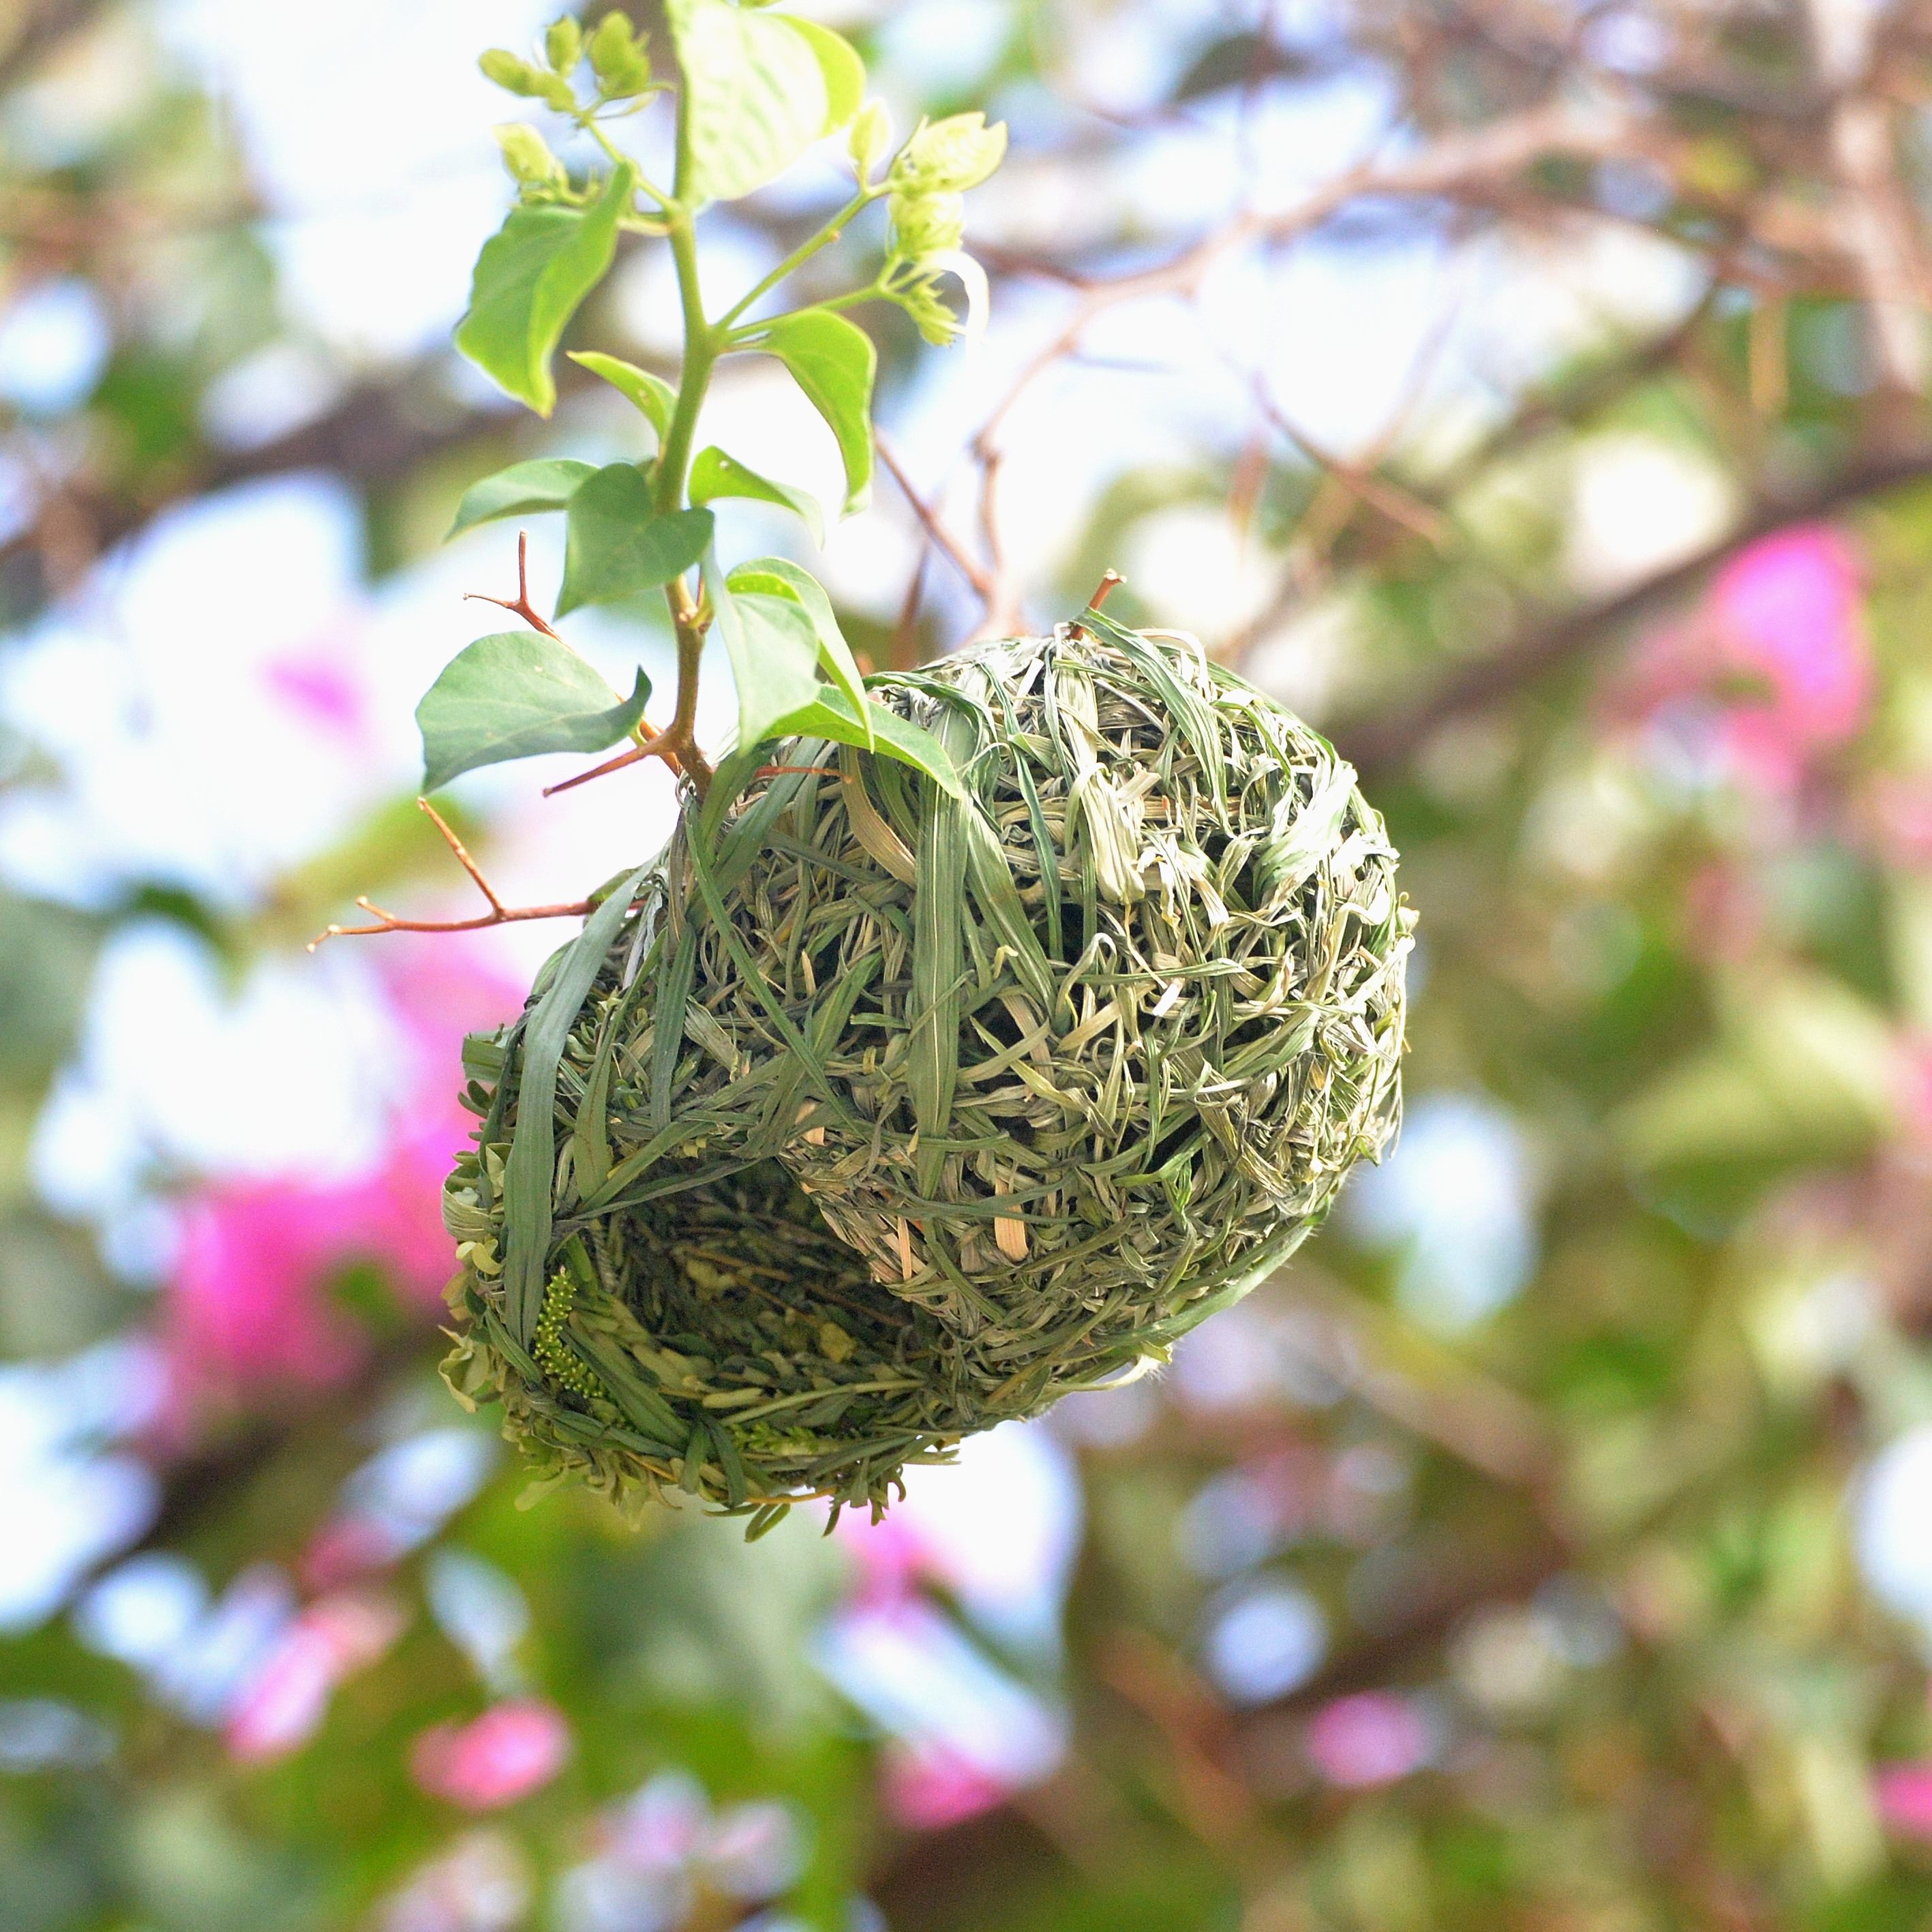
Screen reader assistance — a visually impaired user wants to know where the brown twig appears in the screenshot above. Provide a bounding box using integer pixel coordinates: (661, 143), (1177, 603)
(889, 547), (931, 672)
(1340, 444), (1932, 776)
(307, 798), (596, 949)
(961, 100), (1654, 649)
(318, 528), (687, 933)
(542, 730), (680, 797)
(1068, 569), (1123, 640)
(877, 432), (995, 601)
(464, 528), (560, 640)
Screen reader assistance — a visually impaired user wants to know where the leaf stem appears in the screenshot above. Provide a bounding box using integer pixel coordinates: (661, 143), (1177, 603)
(655, 220), (714, 515)
(652, 82), (720, 799)
(721, 282), (886, 347)
(716, 188), (879, 331)
(576, 113), (672, 209)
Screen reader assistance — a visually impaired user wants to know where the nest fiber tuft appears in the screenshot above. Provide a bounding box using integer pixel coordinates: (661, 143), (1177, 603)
(442, 617), (1413, 1527)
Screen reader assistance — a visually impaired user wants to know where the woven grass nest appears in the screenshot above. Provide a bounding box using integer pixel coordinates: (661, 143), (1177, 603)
(441, 614), (1413, 1531)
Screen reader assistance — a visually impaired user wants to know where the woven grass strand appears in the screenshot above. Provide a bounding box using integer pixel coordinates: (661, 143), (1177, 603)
(440, 620), (1413, 1524)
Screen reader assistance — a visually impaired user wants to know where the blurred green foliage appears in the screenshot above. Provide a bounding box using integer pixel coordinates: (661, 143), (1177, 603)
(10, 3), (1932, 1930)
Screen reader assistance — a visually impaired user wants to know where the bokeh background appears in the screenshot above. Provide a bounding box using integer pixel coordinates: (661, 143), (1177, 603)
(10, 0), (1932, 1926)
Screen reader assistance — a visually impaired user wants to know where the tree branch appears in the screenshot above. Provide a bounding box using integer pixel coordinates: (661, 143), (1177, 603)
(1338, 445), (1932, 776)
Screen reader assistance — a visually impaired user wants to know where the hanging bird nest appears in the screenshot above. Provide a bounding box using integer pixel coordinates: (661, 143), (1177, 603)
(440, 615), (1413, 1530)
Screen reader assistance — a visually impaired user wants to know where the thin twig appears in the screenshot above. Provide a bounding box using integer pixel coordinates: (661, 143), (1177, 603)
(417, 797), (503, 914)
(890, 547), (930, 672)
(1340, 444), (1932, 775)
(962, 100), (1652, 648)
(1068, 570), (1123, 640)
(308, 797), (596, 949)
(876, 432), (995, 601)
(542, 729), (680, 797)
(463, 529), (561, 640)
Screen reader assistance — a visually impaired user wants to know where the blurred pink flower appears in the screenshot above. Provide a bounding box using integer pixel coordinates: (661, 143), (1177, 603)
(160, 942), (518, 1415)
(1870, 774), (1932, 868)
(263, 650), (367, 740)
(1618, 523), (1872, 796)
(1303, 1691), (1434, 1788)
(411, 1699), (571, 1810)
(301, 1511), (409, 1592)
(165, 1136), (459, 1404)
(836, 1511), (929, 1610)
(226, 1589), (404, 1761)
(881, 1738), (1014, 1830)
(1876, 1762), (1932, 1837)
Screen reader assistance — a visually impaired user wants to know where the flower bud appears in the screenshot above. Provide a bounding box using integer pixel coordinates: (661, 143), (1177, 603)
(889, 112), (1007, 195)
(480, 46), (576, 111)
(894, 273), (961, 348)
(545, 16), (583, 76)
(588, 13), (653, 97)
(481, 48), (545, 95)
(494, 123), (567, 192)
(848, 99), (890, 183)
(888, 190), (965, 262)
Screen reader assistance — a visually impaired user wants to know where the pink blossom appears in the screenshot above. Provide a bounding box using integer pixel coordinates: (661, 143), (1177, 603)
(1617, 524), (1872, 796)
(836, 1511), (931, 1611)
(263, 650), (367, 740)
(1710, 526), (1871, 751)
(411, 1699), (571, 1810)
(226, 1590), (404, 1761)
(1876, 1762), (1932, 1837)
(160, 941), (519, 1416)
(165, 1141), (457, 1405)
(1303, 1691), (1434, 1788)
(301, 1511), (412, 1592)
(1870, 774), (1932, 868)
(881, 1738), (1014, 1830)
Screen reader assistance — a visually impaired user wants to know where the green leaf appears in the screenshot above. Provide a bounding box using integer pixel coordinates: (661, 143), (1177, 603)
(762, 686), (965, 799)
(725, 554), (869, 740)
(757, 311), (875, 515)
(455, 164), (634, 415)
(689, 447), (825, 545)
(781, 16), (864, 132)
(857, 698), (965, 797)
(447, 457), (595, 539)
(703, 551), (821, 753)
(567, 350), (676, 442)
(667, 0), (832, 204)
(417, 632), (650, 791)
(557, 464), (714, 616)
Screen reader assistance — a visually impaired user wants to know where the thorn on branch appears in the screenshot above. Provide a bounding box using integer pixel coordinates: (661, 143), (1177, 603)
(418, 796), (503, 914)
(464, 529), (560, 640)
(541, 729), (682, 798)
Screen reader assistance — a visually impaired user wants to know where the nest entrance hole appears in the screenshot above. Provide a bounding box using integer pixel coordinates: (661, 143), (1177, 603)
(584, 1159), (954, 1378)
